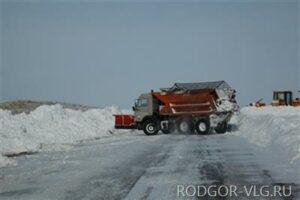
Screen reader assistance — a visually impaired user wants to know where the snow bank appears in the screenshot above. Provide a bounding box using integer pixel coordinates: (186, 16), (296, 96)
(1, 104), (299, 168)
(0, 104), (131, 167)
(232, 106), (300, 166)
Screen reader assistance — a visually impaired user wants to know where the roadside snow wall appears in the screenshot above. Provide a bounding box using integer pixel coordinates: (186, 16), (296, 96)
(233, 106), (300, 166)
(0, 105), (131, 167)
(1, 105), (299, 168)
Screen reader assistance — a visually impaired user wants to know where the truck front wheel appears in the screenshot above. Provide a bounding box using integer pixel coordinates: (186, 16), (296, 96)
(143, 120), (159, 135)
(195, 119), (211, 134)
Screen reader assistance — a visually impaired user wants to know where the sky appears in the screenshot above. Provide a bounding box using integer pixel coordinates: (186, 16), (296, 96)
(0, 0), (299, 108)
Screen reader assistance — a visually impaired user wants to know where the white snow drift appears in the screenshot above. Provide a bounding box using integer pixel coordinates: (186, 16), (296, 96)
(0, 104), (299, 168)
(0, 105), (131, 167)
(232, 106), (300, 167)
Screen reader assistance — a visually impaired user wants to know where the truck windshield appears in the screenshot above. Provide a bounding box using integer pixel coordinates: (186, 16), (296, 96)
(136, 99), (149, 107)
(274, 92), (285, 100)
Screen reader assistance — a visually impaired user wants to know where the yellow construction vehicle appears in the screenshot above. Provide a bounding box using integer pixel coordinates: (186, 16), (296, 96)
(250, 91), (300, 107)
(272, 91), (300, 106)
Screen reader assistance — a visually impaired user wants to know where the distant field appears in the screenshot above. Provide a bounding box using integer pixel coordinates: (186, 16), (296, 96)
(0, 100), (96, 114)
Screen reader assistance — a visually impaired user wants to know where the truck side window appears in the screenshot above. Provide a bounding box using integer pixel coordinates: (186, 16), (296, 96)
(136, 99), (148, 107)
(278, 93), (285, 100)
(140, 99), (149, 107)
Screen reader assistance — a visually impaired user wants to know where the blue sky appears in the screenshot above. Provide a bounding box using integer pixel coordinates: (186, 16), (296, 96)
(0, 0), (299, 108)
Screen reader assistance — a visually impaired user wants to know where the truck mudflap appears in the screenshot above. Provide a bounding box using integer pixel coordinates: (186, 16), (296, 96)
(114, 114), (136, 129)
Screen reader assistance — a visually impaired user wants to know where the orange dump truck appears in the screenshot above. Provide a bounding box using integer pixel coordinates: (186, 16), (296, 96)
(114, 81), (238, 135)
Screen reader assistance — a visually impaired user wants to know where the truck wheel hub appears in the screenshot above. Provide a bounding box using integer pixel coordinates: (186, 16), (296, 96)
(146, 124), (155, 133)
(199, 122), (207, 132)
(180, 122), (189, 132)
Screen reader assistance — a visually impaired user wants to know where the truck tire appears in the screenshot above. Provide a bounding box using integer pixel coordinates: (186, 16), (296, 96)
(161, 124), (176, 134)
(214, 122), (227, 134)
(195, 118), (211, 134)
(162, 129), (171, 134)
(178, 118), (194, 134)
(143, 119), (159, 135)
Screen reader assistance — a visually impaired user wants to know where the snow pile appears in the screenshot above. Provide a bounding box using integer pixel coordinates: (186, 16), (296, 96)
(232, 106), (300, 166)
(1, 104), (299, 168)
(0, 104), (131, 167)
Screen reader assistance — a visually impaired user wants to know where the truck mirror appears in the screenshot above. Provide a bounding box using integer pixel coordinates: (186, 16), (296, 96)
(132, 106), (136, 111)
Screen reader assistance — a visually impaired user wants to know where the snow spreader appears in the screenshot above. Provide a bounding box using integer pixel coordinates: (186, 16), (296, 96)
(114, 81), (238, 135)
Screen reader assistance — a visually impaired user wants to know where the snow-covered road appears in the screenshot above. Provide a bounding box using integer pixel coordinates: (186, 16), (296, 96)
(1, 133), (299, 200)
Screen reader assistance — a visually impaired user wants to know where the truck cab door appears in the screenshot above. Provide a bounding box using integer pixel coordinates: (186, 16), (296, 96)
(285, 91), (293, 106)
(134, 96), (153, 122)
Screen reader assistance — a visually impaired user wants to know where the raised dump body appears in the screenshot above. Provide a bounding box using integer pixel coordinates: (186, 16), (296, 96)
(114, 81), (238, 135)
(152, 90), (217, 116)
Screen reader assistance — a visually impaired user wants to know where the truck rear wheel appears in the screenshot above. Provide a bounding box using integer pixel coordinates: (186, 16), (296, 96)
(161, 124), (176, 134)
(143, 119), (159, 135)
(214, 122), (227, 134)
(195, 119), (211, 134)
(178, 118), (194, 134)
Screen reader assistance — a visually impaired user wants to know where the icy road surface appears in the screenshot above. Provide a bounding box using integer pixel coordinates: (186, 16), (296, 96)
(0, 133), (299, 200)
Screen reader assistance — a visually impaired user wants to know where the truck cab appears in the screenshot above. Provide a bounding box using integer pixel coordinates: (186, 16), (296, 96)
(133, 93), (154, 123)
(272, 91), (293, 106)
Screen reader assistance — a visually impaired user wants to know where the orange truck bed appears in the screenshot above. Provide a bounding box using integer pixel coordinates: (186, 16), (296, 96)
(152, 90), (217, 116)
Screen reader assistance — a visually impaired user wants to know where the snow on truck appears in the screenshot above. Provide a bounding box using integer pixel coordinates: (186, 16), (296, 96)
(114, 81), (238, 135)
